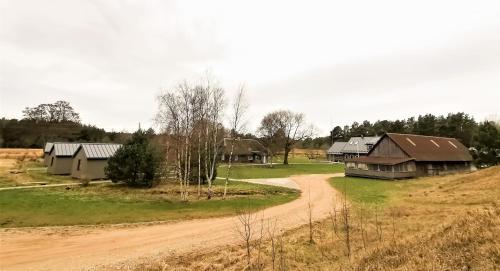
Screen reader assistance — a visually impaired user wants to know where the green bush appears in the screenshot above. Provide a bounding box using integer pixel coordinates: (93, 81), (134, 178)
(106, 129), (162, 187)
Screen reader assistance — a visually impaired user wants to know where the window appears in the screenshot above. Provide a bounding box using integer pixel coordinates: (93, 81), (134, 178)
(77, 159), (81, 171)
(50, 157), (54, 166)
(406, 137), (416, 146)
(234, 155), (238, 162)
(248, 156), (253, 161)
(430, 139), (440, 147)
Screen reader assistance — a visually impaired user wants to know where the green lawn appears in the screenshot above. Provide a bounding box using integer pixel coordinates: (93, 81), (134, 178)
(329, 176), (426, 205)
(0, 181), (298, 227)
(218, 163), (344, 179)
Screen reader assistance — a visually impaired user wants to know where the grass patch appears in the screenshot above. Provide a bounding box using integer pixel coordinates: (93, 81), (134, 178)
(329, 176), (426, 205)
(218, 163), (344, 179)
(0, 180), (298, 227)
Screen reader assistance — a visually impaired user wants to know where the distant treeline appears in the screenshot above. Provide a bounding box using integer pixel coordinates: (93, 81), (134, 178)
(0, 118), (131, 148)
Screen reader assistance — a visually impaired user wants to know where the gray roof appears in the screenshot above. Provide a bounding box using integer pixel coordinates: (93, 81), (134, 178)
(327, 141), (347, 154)
(76, 143), (122, 159)
(44, 142), (54, 153)
(341, 136), (381, 154)
(50, 143), (81, 157)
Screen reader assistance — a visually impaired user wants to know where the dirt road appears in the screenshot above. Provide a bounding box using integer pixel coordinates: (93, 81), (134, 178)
(0, 174), (343, 271)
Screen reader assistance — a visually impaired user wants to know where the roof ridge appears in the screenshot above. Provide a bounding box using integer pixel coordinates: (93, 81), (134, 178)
(387, 133), (457, 140)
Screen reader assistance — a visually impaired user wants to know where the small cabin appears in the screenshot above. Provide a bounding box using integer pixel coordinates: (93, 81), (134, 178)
(71, 143), (122, 180)
(345, 133), (474, 179)
(43, 142), (54, 166)
(47, 143), (80, 175)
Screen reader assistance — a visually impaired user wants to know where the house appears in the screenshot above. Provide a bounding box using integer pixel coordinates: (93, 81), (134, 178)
(71, 143), (122, 180)
(326, 141), (347, 162)
(47, 143), (80, 175)
(43, 142), (54, 166)
(345, 133), (474, 179)
(341, 136), (381, 160)
(326, 136), (380, 162)
(221, 138), (268, 164)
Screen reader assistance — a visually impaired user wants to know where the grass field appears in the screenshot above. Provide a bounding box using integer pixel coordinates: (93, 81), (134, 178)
(138, 167), (500, 271)
(218, 163), (344, 179)
(0, 159), (76, 187)
(0, 180), (298, 227)
(329, 176), (432, 205)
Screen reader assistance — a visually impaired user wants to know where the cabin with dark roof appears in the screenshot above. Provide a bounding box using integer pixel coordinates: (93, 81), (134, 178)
(345, 133), (474, 179)
(221, 138), (268, 164)
(47, 143), (80, 175)
(71, 143), (122, 180)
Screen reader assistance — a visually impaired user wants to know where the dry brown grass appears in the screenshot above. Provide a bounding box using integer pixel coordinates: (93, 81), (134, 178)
(0, 148), (43, 159)
(132, 166), (500, 271)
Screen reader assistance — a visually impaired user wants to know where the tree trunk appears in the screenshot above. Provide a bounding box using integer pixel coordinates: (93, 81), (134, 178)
(223, 140), (235, 199)
(283, 145), (291, 165)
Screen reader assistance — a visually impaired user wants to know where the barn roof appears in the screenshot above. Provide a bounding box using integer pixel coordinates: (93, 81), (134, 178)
(75, 143), (122, 160)
(341, 136), (381, 154)
(327, 141), (347, 154)
(223, 138), (268, 155)
(49, 143), (80, 157)
(44, 142), (54, 153)
(378, 133), (472, 162)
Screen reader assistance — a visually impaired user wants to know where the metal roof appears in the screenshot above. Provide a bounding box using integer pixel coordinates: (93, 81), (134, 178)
(327, 141), (347, 154)
(76, 143), (122, 159)
(50, 143), (81, 157)
(44, 142), (54, 153)
(383, 133), (472, 162)
(341, 136), (381, 154)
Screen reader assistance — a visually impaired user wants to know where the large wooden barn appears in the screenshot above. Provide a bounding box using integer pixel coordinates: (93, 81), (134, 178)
(71, 143), (122, 180)
(345, 133), (474, 179)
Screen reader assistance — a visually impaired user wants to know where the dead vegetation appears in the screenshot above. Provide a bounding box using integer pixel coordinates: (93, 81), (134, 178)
(132, 166), (500, 271)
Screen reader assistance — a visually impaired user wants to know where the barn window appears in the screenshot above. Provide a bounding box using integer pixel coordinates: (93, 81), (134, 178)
(50, 157), (54, 166)
(448, 141), (458, 148)
(406, 138), (416, 146)
(77, 159), (81, 171)
(430, 139), (440, 147)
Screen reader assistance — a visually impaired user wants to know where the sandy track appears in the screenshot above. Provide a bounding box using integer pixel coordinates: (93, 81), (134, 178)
(0, 174), (343, 271)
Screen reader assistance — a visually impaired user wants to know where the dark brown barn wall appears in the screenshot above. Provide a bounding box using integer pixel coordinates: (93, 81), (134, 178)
(369, 136), (409, 158)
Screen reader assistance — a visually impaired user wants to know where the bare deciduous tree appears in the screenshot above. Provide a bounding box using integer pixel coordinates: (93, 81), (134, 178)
(223, 85), (247, 199)
(258, 110), (314, 165)
(156, 76), (225, 200)
(236, 209), (254, 267)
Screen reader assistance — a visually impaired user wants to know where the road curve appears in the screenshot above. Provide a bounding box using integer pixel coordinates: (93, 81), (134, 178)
(0, 173), (343, 271)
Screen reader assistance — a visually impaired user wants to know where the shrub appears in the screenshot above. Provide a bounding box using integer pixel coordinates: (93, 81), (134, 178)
(106, 129), (162, 187)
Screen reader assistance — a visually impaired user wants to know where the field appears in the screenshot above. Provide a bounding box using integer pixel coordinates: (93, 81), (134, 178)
(218, 163), (344, 179)
(0, 180), (298, 227)
(136, 166), (500, 270)
(0, 148), (43, 159)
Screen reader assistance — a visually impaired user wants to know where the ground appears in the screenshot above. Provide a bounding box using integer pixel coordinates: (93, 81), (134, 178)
(0, 174), (341, 271)
(134, 166), (500, 271)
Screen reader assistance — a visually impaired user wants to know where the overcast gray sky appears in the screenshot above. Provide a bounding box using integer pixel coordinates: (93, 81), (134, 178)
(1, 0), (499, 134)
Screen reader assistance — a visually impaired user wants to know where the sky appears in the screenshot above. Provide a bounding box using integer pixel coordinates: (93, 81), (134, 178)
(1, 0), (499, 135)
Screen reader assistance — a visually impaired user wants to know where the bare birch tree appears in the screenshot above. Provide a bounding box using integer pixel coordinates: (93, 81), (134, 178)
(156, 76), (225, 200)
(223, 85), (247, 199)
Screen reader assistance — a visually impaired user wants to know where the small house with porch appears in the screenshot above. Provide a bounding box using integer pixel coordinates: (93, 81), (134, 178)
(345, 133), (474, 179)
(221, 138), (268, 164)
